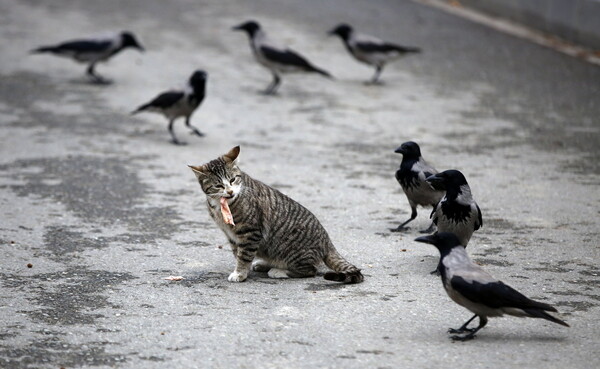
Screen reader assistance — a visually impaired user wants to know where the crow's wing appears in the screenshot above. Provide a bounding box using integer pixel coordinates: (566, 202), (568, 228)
(260, 46), (313, 69)
(55, 40), (113, 53)
(451, 276), (556, 311)
(135, 91), (184, 112)
(356, 41), (419, 54)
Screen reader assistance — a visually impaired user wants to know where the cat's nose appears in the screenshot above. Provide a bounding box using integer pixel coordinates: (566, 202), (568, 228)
(226, 189), (234, 196)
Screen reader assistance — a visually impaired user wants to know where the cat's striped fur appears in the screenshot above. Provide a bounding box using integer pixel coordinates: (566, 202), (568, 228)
(189, 146), (363, 284)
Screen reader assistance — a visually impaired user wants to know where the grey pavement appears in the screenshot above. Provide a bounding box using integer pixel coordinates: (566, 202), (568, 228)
(456, 0), (600, 49)
(0, 0), (599, 368)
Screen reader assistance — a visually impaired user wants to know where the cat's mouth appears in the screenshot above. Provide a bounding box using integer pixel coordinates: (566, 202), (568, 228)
(220, 197), (235, 225)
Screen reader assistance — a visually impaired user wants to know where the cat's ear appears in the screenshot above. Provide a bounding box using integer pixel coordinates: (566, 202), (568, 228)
(188, 165), (207, 179)
(223, 146), (240, 165)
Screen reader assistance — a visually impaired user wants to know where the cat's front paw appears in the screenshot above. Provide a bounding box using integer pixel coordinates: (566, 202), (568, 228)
(228, 271), (247, 282)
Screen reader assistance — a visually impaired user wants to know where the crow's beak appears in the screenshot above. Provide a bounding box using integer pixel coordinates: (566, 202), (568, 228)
(425, 174), (445, 190)
(414, 235), (435, 245)
(136, 45), (145, 52)
(426, 174), (439, 181)
(232, 25), (243, 31)
(394, 146), (405, 154)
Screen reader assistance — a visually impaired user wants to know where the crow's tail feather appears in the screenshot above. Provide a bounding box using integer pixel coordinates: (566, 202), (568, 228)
(395, 46), (421, 54)
(525, 308), (569, 327)
(30, 45), (62, 54)
(309, 65), (334, 79)
(130, 103), (150, 115)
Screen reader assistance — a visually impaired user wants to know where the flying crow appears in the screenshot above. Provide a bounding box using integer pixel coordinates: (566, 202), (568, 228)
(328, 23), (420, 84)
(415, 232), (569, 341)
(233, 20), (332, 94)
(391, 141), (444, 233)
(31, 31), (144, 83)
(132, 70), (207, 145)
(426, 169), (482, 247)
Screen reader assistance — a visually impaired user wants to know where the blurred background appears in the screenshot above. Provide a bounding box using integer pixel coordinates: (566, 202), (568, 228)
(1, 1), (599, 368)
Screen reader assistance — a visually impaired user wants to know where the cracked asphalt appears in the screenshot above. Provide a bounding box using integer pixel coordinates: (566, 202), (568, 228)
(1, 0), (599, 368)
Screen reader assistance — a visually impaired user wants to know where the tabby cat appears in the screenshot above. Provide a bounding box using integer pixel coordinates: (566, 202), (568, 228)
(189, 146), (363, 284)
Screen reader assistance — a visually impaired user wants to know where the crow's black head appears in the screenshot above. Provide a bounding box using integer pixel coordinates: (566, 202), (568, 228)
(426, 169), (468, 191)
(414, 232), (462, 253)
(394, 141), (422, 159)
(328, 24), (353, 40)
(120, 31), (144, 51)
(189, 70), (207, 86)
(232, 21), (261, 37)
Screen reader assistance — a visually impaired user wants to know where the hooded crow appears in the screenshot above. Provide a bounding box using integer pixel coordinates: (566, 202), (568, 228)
(426, 169), (482, 247)
(31, 31), (144, 83)
(132, 70), (207, 145)
(328, 23), (420, 84)
(391, 141), (444, 233)
(233, 20), (332, 94)
(415, 232), (569, 341)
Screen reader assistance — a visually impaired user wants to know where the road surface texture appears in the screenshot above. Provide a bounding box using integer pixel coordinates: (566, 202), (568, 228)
(1, 0), (599, 368)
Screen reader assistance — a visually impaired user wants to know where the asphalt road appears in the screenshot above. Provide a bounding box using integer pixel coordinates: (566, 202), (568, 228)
(1, 0), (599, 368)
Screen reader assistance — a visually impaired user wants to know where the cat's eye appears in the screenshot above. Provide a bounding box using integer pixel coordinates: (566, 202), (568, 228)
(230, 176), (240, 184)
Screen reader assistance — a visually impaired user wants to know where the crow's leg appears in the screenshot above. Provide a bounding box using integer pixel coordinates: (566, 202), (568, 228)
(86, 63), (110, 84)
(185, 116), (204, 137)
(368, 65), (383, 84)
(264, 73), (281, 95)
(168, 118), (186, 145)
(448, 314), (477, 334)
(390, 206), (417, 232)
(450, 316), (487, 341)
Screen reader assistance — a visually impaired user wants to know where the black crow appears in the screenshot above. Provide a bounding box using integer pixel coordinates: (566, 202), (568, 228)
(426, 169), (482, 247)
(328, 23), (420, 84)
(31, 31), (144, 83)
(132, 70), (207, 145)
(392, 141), (444, 233)
(415, 232), (569, 341)
(233, 20), (332, 94)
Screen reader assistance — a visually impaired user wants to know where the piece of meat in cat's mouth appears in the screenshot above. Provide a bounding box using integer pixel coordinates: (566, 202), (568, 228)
(220, 197), (235, 225)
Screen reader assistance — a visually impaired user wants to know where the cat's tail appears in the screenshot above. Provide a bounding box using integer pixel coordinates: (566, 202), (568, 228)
(323, 249), (364, 284)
